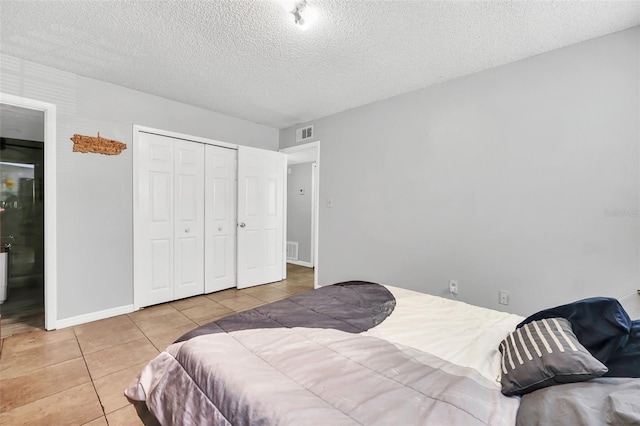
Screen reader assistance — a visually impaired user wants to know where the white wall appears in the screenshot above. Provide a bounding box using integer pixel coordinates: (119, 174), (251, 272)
(280, 27), (640, 316)
(0, 53), (279, 321)
(287, 163), (313, 264)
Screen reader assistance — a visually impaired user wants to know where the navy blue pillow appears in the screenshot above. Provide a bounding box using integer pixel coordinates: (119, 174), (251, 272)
(517, 297), (639, 378)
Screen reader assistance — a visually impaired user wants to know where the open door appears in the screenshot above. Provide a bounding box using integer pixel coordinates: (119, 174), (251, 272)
(237, 146), (286, 289)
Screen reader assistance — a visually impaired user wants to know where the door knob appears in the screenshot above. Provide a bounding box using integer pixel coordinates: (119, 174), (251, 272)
(218, 227), (223, 231)
(239, 222), (246, 228)
(185, 228), (190, 233)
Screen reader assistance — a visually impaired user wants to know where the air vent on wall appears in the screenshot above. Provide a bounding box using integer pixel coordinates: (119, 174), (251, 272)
(286, 241), (299, 261)
(295, 125), (314, 142)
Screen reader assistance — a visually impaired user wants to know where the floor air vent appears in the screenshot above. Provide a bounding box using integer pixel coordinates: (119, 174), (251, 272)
(286, 241), (299, 261)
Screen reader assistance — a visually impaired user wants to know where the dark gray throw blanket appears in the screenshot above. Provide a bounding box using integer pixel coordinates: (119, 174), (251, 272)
(176, 281), (397, 342)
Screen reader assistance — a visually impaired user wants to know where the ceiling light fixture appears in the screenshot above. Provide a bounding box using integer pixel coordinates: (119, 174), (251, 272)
(290, 0), (307, 26)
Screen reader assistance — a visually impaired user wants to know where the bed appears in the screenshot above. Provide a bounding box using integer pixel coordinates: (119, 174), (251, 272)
(125, 281), (640, 425)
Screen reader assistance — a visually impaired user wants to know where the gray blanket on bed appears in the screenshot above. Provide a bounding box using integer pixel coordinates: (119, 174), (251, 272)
(131, 327), (514, 426)
(517, 377), (640, 426)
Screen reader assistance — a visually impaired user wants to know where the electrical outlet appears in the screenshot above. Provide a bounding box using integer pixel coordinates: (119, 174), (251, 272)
(449, 280), (458, 295)
(499, 290), (510, 305)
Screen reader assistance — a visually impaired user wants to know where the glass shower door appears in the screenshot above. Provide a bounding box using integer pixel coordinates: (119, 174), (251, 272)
(0, 138), (45, 334)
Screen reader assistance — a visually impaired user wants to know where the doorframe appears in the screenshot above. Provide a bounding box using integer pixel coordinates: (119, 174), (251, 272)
(0, 93), (57, 330)
(280, 141), (320, 289)
(311, 162), (317, 268)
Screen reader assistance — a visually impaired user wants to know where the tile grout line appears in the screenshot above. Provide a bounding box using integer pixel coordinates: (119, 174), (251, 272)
(74, 326), (109, 424)
(127, 310), (195, 352)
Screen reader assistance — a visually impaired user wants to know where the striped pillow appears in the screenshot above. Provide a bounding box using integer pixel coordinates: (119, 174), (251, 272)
(499, 317), (608, 396)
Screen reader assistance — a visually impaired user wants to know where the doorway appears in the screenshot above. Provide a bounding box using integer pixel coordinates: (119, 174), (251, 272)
(0, 137), (45, 337)
(0, 93), (57, 334)
(280, 142), (320, 289)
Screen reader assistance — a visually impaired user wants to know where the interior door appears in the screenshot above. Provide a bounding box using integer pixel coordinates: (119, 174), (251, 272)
(173, 140), (205, 300)
(204, 145), (237, 293)
(136, 132), (175, 306)
(237, 146), (286, 289)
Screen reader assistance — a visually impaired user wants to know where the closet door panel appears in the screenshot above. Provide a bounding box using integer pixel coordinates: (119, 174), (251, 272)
(174, 140), (205, 300)
(205, 146), (237, 293)
(136, 133), (174, 307)
(150, 240), (171, 291)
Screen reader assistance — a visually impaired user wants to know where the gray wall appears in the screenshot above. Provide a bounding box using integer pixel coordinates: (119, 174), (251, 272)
(0, 104), (45, 142)
(280, 27), (640, 316)
(1, 53), (279, 321)
(287, 163), (313, 264)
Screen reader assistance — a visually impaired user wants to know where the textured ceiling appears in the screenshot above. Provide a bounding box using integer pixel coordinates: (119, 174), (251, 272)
(1, 1), (639, 129)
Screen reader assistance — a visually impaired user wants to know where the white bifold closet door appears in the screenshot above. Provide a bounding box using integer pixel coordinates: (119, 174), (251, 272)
(173, 139), (205, 299)
(204, 145), (237, 293)
(137, 132), (204, 307)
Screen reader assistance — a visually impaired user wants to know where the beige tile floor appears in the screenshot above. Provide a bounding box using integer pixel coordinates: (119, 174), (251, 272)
(0, 264), (314, 425)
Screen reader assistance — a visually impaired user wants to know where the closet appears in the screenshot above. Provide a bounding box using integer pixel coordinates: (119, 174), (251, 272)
(134, 129), (285, 309)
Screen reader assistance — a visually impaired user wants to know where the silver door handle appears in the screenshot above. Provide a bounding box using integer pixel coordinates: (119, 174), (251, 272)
(185, 228), (190, 233)
(239, 222), (246, 228)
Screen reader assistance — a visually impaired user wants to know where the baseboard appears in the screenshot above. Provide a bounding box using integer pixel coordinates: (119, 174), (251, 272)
(286, 260), (313, 268)
(56, 304), (135, 329)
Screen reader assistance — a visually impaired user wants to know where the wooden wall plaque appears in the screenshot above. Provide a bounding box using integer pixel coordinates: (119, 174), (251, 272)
(71, 133), (127, 155)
